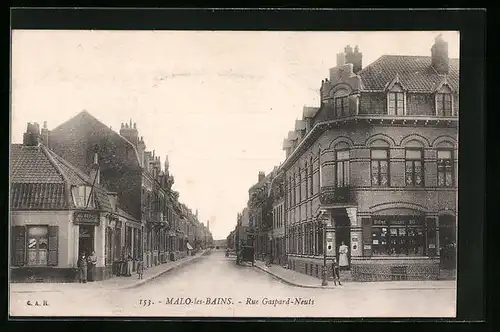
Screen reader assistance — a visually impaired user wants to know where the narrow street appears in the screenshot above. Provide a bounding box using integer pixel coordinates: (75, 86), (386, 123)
(10, 250), (456, 317)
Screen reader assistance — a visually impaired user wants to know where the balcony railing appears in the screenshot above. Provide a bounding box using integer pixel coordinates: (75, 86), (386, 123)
(319, 186), (352, 205)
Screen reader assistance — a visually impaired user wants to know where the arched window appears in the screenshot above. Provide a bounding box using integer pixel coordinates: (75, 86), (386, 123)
(335, 142), (350, 188)
(333, 89), (350, 118)
(437, 142), (454, 187)
(371, 139), (391, 187)
(309, 157), (314, 195)
(304, 162), (309, 199)
(405, 140), (425, 187)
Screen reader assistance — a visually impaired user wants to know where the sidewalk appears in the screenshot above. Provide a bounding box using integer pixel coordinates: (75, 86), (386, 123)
(254, 261), (456, 290)
(10, 249), (210, 294)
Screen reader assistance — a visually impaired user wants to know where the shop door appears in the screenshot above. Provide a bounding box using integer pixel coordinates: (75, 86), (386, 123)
(79, 225), (95, 256)
(335, 215), (351, 267)
(439, 215), (456, 270)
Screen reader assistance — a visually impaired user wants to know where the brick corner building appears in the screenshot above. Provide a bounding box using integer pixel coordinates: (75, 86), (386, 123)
(277, 35), (457, 281)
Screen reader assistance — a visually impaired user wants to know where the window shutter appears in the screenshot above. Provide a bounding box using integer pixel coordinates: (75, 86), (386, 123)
(48, 226), (58, 266)
(362, 218), (372, 257)
(425, 218), (437, 257)
(12, 226), (26, 267)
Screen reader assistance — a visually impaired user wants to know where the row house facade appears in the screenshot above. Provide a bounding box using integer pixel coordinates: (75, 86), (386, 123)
(277, 35), (458, 281)
(248, 172), (274, 259)
(38, 111), (211, 276)
(10, 123), (139, 282)
(268, 170), (286, 266)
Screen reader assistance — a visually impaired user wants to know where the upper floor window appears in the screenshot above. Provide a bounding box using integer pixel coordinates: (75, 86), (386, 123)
(298, 169), (302, 202)
(437, 150), (454, 187)
(436, 93), (453, 116)
(335, 96), (349, 117)
(309, 157), (314, 195)
(388, 92), (404, 115)
(72, 185), (95, 209)
(371, 149), (389, 186)
(304, 163), (309, 199)
(405, 149), (424, 186)
(336, 150), (350, 188)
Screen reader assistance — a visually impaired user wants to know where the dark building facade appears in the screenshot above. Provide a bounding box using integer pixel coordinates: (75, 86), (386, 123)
(10, 122), (137, 282)
(280, 35), (458, 281)
(43, 111), (211, 273)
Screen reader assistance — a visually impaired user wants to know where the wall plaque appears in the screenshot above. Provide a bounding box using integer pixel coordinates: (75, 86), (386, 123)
(74, 211), (100, 225)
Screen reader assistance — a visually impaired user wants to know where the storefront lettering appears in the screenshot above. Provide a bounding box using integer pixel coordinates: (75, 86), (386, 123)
(74, 211), (100, 225)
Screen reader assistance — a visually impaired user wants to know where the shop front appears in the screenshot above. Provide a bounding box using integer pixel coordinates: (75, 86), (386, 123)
(351, 207), (441, 281)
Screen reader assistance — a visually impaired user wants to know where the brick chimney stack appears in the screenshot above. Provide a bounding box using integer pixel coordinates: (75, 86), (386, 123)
(119, 119), (139, 146)
(23, 122), (41, 146)
(431, 34), (449, 74)
(41, 121), (49, 147)
(345, 45), (363, 74)
(258, 171), (265, 182)
(336, 52), (345, 67)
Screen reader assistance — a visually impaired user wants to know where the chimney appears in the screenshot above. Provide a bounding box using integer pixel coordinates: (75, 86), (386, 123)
(41, 121), (49, 147)
(345, 45), (363, 74)
(107, 192), (118, 212)
(89, 152), (100, 185)
(431, 34), (449, 74)
(23, 122), (41, 146)
(258, 171), (265, 182)
(137, 136), (146, 167)
(119, 119), (139, 146)
(336, 52), (345, 67)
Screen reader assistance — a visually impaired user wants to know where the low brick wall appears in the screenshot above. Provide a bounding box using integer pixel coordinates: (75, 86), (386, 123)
(351, 257), (440, 281)
(287, 255), (333, 280)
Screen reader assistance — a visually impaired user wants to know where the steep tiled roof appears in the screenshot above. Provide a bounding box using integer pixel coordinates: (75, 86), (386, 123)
(10, 144), (64, 184)
(359, 55), (459, 93)
(10, 143), (113, 211)
(11, 183), (68, 209)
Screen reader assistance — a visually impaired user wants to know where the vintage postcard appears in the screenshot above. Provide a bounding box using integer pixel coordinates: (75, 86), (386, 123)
(9, 29), (459, 318)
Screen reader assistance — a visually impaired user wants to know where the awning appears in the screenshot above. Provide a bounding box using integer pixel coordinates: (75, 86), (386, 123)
(187, 243), (193, 250)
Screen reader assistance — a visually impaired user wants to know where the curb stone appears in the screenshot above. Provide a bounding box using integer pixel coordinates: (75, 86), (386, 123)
(253, 264), (456, 291)
(253, 263), (337, 289)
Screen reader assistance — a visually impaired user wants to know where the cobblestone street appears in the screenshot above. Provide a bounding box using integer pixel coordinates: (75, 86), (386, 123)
(10, 250), (456, 317)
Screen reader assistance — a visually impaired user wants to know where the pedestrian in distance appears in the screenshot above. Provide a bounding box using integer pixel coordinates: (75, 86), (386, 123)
(78, 252), (88, 283)
(338, 241), (349, 271)
(332, 257), (342, 286)
(87, 251), (97, 282)
(136, 259), (144, 279)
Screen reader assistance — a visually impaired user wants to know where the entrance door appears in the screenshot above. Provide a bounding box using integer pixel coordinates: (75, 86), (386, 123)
(439, 215), (456, 270)
(79, 225), (95, 256)
(335, 215), (351, 268)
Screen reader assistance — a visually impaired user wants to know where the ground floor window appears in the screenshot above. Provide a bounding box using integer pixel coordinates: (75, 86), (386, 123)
(371, 217), (425, 256)
(11, 225), (58, 267)
(27, 226), (49, 266)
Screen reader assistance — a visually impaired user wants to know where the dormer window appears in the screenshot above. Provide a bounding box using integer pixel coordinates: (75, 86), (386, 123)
(334, 96), (349, 117)
(72, 185), (95, 209)
(436, 93), (453, 116)
(386, 78), (406, 116)
(387, 92), (404, 115)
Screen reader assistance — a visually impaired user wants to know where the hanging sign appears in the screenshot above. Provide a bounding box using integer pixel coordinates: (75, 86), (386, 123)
(74, 211), (100, 225)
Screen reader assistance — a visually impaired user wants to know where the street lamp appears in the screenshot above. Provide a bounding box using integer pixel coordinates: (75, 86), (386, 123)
(320, 209), (328, 286)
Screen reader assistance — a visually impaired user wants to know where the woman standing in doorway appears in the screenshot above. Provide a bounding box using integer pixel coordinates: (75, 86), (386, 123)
(87, 251), (97, 281)
(338, 241), (349, 271)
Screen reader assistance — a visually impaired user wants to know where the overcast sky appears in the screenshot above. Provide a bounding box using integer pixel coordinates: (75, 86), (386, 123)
(11, 30), (459, 239)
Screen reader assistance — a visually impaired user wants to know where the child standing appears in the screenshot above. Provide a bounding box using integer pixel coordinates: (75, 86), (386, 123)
(136, 259), (144, 279)
(332, 257), (342, 286)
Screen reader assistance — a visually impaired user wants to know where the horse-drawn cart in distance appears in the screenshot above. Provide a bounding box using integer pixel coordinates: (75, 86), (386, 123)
(236, 245), (255, 266)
